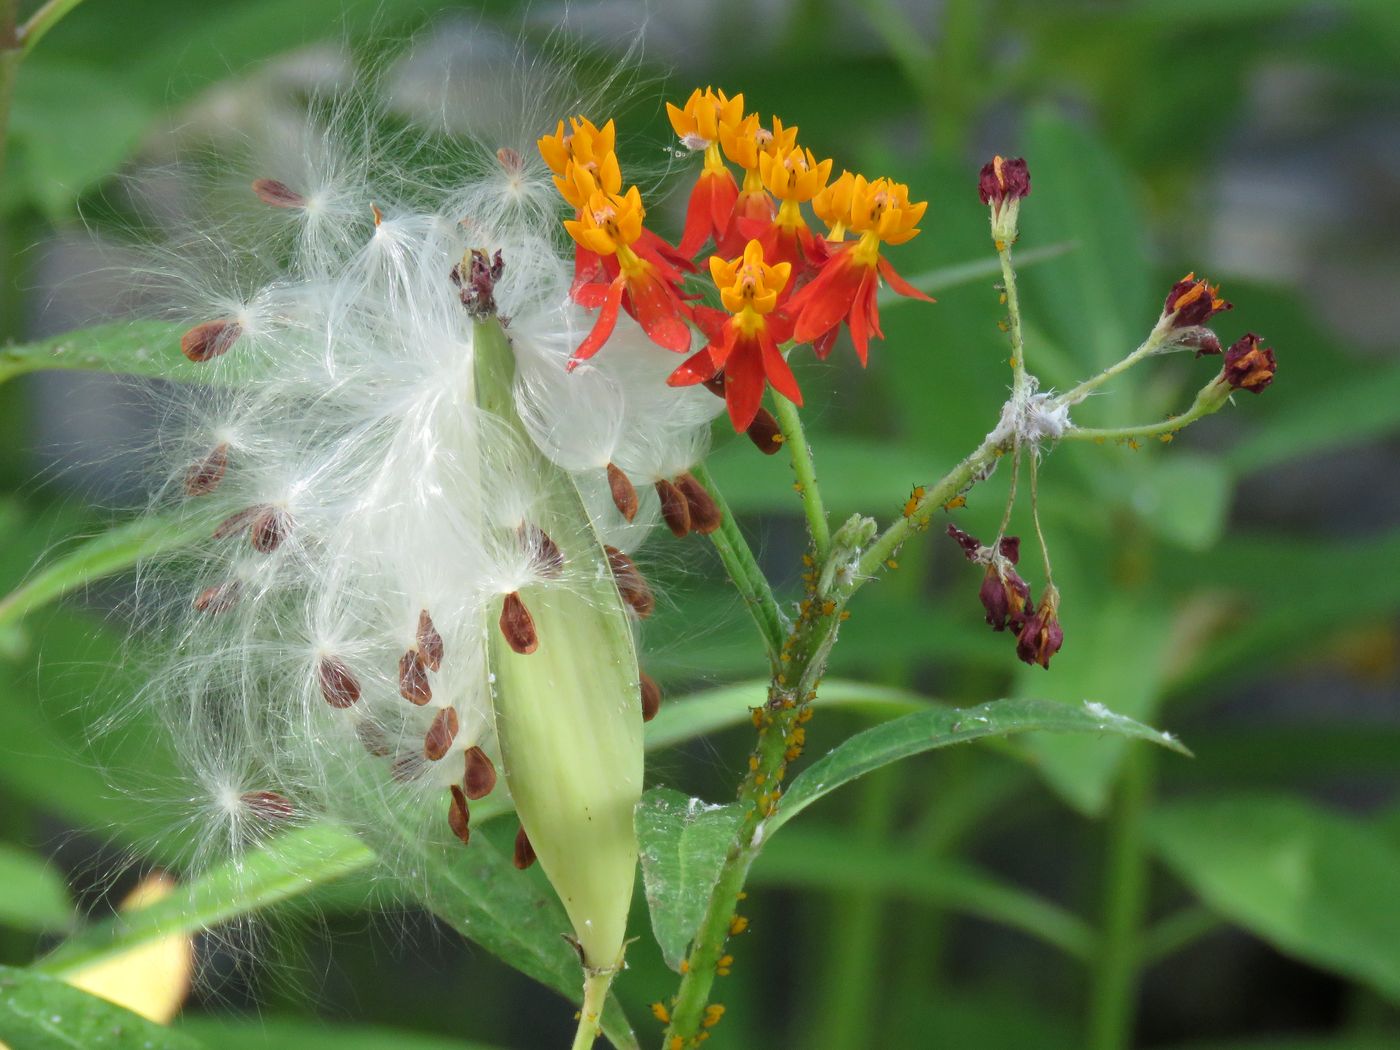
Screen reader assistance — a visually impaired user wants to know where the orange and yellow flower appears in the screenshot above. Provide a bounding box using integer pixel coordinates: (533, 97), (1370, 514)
(668, 88), (747, 256)
(789, 175), (933, 363)
(538, 117), (621, 208)
(563, 186), (693, 368)
(668, 240), (800, 431)
(755, 144), (832, 272)
(716, 115), (796, 255)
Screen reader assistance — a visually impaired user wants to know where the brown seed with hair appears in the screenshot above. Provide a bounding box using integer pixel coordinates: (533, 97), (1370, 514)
(355, 721), (393, 757)
(252, 178), (306, 208)
(640, 672), (663, 723)
(391, 753), (424, 783)
(417, 609), (444, 672)
(607, 462), (639, 522)
(496, 147), (524, 174)
(499, 592), (538, 654)
(181, 320), (242, 362)
(424, 706), (459, 761)
(605, 545), (654, 619)
(676, 473), (722, 535)
(521, 523), (564, 577)
(250, 507), (291, 552)
(193, 580), (240, 614)
(655, 478), (691, 538)
(317, 655), (361, 708)
(398, 649), (432, 705)
(448, 785), (471, 845)
(185, 443), (229, 496)
(213, 505), (262, 540)
(746, 408), (784, 455)
(513, 824), (537, 870)
(241, 790), (295, 822)
(463, 745), (497, 800)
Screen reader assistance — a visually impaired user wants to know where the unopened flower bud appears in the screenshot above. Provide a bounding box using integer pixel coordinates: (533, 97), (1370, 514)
(1161, 273), (1231, 331)
(978, 155), (1030, 247)
(1221, 332), (1276, 393)
(1016, 586), (1064, 669)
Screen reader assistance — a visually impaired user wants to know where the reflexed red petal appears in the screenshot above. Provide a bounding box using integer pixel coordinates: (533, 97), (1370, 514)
(679, 170), (739, 258)
(571, 247), (607, 299)
(668, 346), (720, 388)
(723, 338), (766, 432)
(791, 251), (866, 346)
(877, 256), (935, 303)
(625, 269), (692, 352)
(569, 275), (626, 370)
(759, 330), (802, 406)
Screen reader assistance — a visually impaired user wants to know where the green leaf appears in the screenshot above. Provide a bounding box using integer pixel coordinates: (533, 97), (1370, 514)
(643, 678), (934, 752)
(0, 510), (219, 632)
(635, 789), (743, 972)
(882, 240), (1077, 307)
(0, 321), (198, 388)
(0, 845), (74, 933)
(1162, 1040), (1400, 1050)
(38, 825), (374, 978)
(178, 1017), (503, 1050)
(1016, 591), (1174, 816)
(0, 964), (206, 1050)
(1147, 793), (1400, 1003)
(774, 697), (1187, 834)
(750, 827), (1094, 959)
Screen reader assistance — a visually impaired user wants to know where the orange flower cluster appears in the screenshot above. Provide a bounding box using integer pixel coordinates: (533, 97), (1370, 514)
(538, 89), (934, 428)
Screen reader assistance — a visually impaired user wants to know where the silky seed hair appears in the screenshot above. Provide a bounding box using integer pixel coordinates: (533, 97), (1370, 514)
(113, 33), (721, 881)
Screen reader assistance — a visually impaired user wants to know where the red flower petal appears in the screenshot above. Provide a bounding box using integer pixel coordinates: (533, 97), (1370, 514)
(668, 346), (720, 387)
(877, 256), (935, 303)
(792, 249), (866, 347)
(569, 275), (625, 370)
(625, 267), (692, 352)
(723, 338), (766, 432)
(759, 329), (803, 406)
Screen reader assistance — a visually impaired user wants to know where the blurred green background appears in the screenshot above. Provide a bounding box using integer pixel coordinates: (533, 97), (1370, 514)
(1, 1), (1399, 1048)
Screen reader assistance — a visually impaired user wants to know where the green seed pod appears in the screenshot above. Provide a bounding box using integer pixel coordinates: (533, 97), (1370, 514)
(473, 316), (643, 1043)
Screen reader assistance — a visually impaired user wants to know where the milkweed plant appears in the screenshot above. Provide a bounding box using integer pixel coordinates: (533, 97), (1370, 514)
(7, 55), (1278, 1050)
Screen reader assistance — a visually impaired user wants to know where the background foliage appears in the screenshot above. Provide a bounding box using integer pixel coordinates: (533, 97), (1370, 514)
(1, 1), (1398, 1048)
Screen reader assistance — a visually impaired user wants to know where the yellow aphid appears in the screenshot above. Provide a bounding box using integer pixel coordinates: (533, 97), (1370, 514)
(729, 915), (749, 935)
(703, 1004), (727, 1028)
(651, 1002), (672, 1023)
(903, 485), (926, 517)
(944, 495), (967, 511)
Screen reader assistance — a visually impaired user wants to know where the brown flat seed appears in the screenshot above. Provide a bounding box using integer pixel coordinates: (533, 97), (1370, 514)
(607, 462), (639, 522)
(391, 753), (425, 783)
(252, 178), (306, 208)
(499, 592), (538, 654)
(250, 507), (290, 552)
(746, 408), (784, 455)
(463, 745), (497, 800)
(655, 479), (691, 538)
(496, 147), (524, 173)
(448, 785), (471, 845)
(181, 320), (242, 362)
(213, 505), (262, 540)
(521, 524), (564, 577)
(676, 472), (722, 535)
(317, 656), (361, 708)
(241, 790), (294, 822)
(356, 720), (393, 757)
(640, 672), (663, 723)
(417, 609), (444, 672)
(193, 580), (240, 614)
(398, 649), (432, 704)
(605, 545), (655, 619)
(513, 825), (537, 870)
(424, 706), (459, 761)
(185, 443), (229, 496)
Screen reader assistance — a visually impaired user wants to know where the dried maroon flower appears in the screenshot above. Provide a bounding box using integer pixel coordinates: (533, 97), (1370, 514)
(1175, 327), (1222, 357)
(946, 523), (982, 560)
(1162, 273), (1232, 330)
(980, 563), (1032, 633)
(1222, 332), (1276, 393)
(452, 247), (505, 319)
(977, 155), (1031, 206)
(180, 319), (242, 362)
(1016, 588), (1064, 669)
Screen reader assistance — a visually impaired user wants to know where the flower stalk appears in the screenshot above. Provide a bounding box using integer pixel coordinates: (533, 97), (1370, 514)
(770, 389), (831, 559)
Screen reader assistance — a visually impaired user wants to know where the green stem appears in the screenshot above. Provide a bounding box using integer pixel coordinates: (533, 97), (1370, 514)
(998, 242), (1028, 400)
(770, 390), (830, 560)
(1087, 746), (1154, 1050)
(16, 0), (88, 54)
(1, 0), (19, 183)
(570, 968), (615, 1050)
(1137, 904), (1221, 967)
(1059, 377), (1229, 444)
(1055, 327), (1169, 408)
(690, 461), (788, 664)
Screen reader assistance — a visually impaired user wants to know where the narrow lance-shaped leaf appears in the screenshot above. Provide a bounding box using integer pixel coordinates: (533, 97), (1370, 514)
(0, 844), (75, 933)
(0, 965), (207, 1050)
